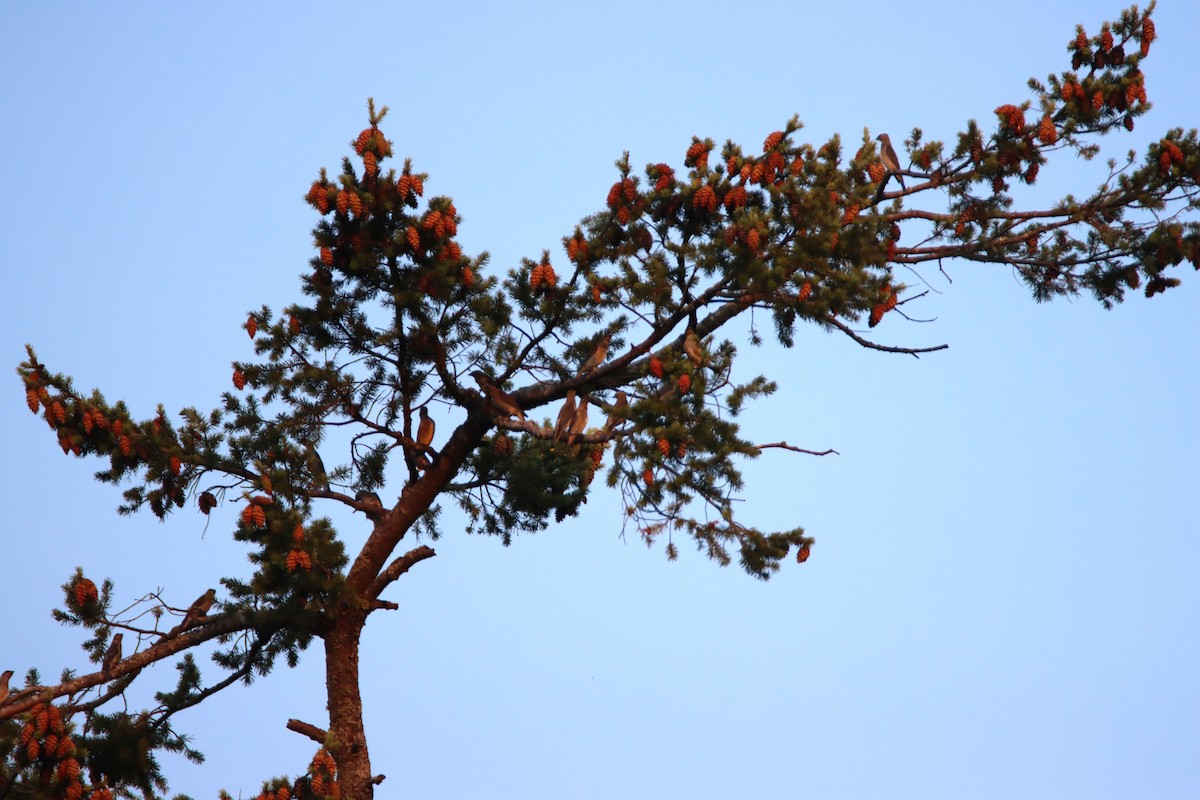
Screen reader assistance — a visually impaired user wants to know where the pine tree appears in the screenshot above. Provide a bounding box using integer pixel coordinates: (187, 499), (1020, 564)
(3, 5), (1196, 798)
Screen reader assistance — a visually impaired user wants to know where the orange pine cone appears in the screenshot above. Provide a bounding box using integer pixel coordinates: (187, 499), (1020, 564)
(590, 448), (604, 468)
(1037, 116), (1057, 145)
(616, 206), (630, 225)
(841, 204), (860, 225)
(355, 128), (372, 154)
(168, 455), (182, 475)
(118, 435), (131, 456)
(796, 543), (811, 563)
(26, 388), (39, 414)
(348, 193), (363, 217)
(693, 185), (717, 212)
(406, 226), (421, 251)
(315, 190), (329, 215)
(746, 228), (760, 251)
(677, 373), (691, 393)
(286, 550), (300, 572)
(110, 418), (121, 435)
(293, 523), (305, 544)
(642, 468), (654, 486)
(541, 262), (557, 287)
(763, 130), (784, 152)
(1092, 91), (1104, 112)
(50, 401), (66, 425)
(685, 140), (707, 166)
(462, 266), (475, 287)
(363, 151), (378, 175)
(1100, 26), (1113, 53)
(798, 281), (813, 301)
(675, 442), (687, 458)
(411, 175), (425, 196)
(649, 355), (664, 378)
(336, 190), (350, 215)
(657, 438), (671, 457)
(233, 369), (246, 390)
(1142, 16), (1155, 45)
(74, 578), (98, 607)
(592, 283), (602, 303)
(320, 247), (334, 266)
(289, 315), (301, 334)
(867, 163), (885, 183)
(246, 316), (257, 338)
(1075, 29), (1088, 51)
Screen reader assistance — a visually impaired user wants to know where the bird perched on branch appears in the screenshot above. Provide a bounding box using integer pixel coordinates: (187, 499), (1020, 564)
(683, 328), (705, 367)
(171, 588), (217, 635)
(552, 390), (577, 444)
(568, 395), (589, 449)
(875, 133), (906, 191)
(416, 406), (436, 471)
(471, 371), (526, 420)
(0, 670), (12, 704)
(102, 633), (122, 678)
(302, 440), (328, 490)
(604, 390), (629, 434)
(577, 333), (612, 376)
(355, 490), (385, 523)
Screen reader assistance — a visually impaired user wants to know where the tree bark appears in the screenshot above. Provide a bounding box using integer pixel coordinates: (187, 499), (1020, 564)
(326, 611), (372, 799)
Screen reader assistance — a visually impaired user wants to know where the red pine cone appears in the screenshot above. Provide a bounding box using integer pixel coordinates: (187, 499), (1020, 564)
(649, 356), (664, 378)
(233, 369), (246, 390)
(763, 130), (784, 152)
(246, 316), (257, 338)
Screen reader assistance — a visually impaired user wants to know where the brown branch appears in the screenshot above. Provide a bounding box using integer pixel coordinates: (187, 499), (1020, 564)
(287, 718), (328, 744)
(755, 442), (840, 456)
(368, 545), (437, 600)
(823, 316), (949, 357)
(0, 612), (260, 720)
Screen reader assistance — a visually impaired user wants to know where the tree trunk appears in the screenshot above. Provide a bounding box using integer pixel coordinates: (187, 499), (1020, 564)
(325, 612), (372, 799)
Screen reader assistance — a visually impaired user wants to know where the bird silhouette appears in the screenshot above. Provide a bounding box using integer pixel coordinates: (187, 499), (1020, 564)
(604, 391), (629, 434)
(302, 441), (328, 490)
(553, 390), (577, 444)
(577, 334), (612, 376)
(355, 489), (385, 522)
(683, 328), (705, 367)
(172, 588), (216, 635)
(875, 133), (907, 191)
(0, 670), (11, 705)
(568, 395), (590, 449)
(102, 633), (122, 678)
(471, 371), (526, 420)
(416, 406), (436, 470)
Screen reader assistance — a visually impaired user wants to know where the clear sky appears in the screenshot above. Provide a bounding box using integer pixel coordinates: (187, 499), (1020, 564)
(2, 2), (1197, 798)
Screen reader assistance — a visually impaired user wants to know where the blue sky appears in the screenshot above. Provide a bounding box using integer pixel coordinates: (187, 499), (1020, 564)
(2, 2), (1198, 798)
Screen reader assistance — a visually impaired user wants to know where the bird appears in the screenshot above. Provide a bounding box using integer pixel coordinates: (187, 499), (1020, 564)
(355, 489), (385, 523)
(470, 371), (526, 420)
(577, 334), (612, 376)
(552, 391), (577, 444)
(416, 406), (436, 470)
(875, 133), (906, 191)
(0, 669), (12, 704)
(102, 633), (122, 678)
(301, 440), (328, 490)
(567, 395), (589, 448)
(683, 328), (705, 367)
(172, 588), (217, 635)
(604, 391), (629, 434)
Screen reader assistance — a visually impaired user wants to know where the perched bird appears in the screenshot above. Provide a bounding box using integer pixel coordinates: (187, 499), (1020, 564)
(302, 441), (328, 490)
(683, 328), (705, 367)
(416, 407), (436, 470)
(0, 669), (12, 704)
(172, 588), (217, 635)
(471, 371), (526, 420)
(552, 391), (577, 444)
(604, 391), (629, 434)
(875, 133), (907, 191)
(577, 333), (612, 376)
(102, 633), (122, 678)
(355, 489), (385, 523)
(567, 395), (590, 448)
